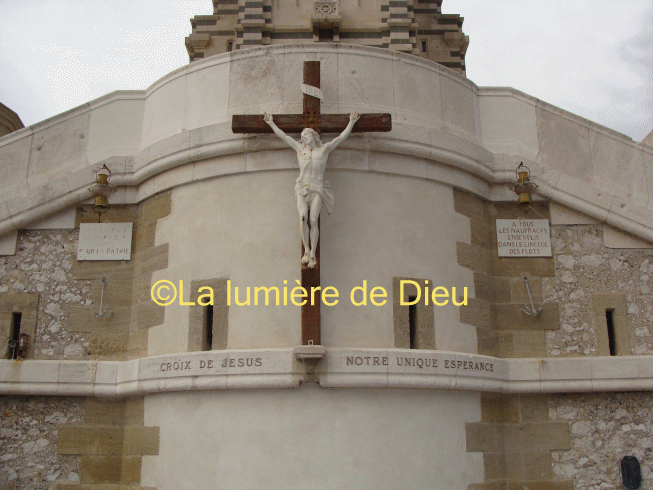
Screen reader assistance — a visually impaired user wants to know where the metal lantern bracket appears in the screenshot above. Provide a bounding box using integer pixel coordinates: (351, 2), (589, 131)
(88, 164), (116, 221)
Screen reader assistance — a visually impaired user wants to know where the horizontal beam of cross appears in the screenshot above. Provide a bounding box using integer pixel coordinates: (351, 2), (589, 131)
(232, 113), (392, 134)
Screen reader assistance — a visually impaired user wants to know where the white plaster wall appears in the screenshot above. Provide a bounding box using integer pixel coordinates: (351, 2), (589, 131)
(321, 169), (474, 351)
(149, 168), (300, 355)
(142, 386), (483, 489)
(148, 158), (475, 354)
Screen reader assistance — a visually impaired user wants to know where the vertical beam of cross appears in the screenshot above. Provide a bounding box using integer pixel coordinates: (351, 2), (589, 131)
(301, 61), (321, 345)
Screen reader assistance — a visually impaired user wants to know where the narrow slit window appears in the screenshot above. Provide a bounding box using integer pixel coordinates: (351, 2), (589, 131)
(227, 41), (234, 52)
(421, 40), (427, 53)
(205, 305), (213, 351)
(9, 312), (22, 359)
(606, 309), (616, 356)
(408, 296), (417, 349)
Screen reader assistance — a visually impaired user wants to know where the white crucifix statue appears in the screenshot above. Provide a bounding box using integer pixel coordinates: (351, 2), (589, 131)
(232, 60), (391, 345)
(264, 111), (360, 268)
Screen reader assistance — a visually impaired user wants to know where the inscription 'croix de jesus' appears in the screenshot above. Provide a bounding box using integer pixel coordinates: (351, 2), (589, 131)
(232, 61), (391, 345)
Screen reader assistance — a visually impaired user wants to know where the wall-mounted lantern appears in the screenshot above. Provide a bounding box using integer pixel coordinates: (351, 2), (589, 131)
(511, 162), (538, 208)
(88, 164), (116, 220)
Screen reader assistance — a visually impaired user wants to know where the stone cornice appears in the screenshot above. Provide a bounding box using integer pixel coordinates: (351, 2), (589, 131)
(1, 349), (652, 397)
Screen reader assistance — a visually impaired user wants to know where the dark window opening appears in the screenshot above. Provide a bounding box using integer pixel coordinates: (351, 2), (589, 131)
(606, 309), (616, 356)
(205, 305), (213, 351)
(227, 41), (234, 52)
(9, 313), (22, 359)
(319, 29), (334, 42)
(421, 40), (427, 52)
(408, 296), (417, 349)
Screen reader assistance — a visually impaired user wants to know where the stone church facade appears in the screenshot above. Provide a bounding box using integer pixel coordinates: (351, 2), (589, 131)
(1, 2), (653, 490)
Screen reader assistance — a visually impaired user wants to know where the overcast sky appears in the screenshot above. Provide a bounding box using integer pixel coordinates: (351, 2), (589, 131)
(0, 0), (651, 141)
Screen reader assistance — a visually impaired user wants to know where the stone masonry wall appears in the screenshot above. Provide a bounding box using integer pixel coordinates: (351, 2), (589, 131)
(0, 230), (91, 360)
(544, 225), (653, 356)
(550, 392), (653, 490)
(0, 396), (84, 489)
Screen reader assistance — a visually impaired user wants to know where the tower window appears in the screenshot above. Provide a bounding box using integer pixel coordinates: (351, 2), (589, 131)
(421, 40), (427, 53)
(205, 305), (213, 351)
(606, 309), (616, 356)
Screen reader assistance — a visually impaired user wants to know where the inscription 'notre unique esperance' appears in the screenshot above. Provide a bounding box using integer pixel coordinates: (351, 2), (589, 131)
(345, 356), (494, 372)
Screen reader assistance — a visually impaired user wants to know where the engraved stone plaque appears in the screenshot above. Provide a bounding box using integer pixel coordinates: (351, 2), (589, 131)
(77, 223), (132, 260)
(496, 219), (551, 257)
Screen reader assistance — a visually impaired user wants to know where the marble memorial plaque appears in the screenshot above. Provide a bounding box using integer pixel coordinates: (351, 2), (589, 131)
(496, 219), (551, 257)
(77, 223), (132, 260)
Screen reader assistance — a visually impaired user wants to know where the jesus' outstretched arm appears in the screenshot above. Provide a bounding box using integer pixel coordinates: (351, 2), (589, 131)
(263, 113), (299, 150)
(323, 111), (360, 153)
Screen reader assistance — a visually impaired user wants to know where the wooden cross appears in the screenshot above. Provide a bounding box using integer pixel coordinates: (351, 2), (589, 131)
(232, 61), (392, 346)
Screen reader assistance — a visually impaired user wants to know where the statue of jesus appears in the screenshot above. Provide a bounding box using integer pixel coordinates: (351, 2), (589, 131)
(264, 111), (360, 268)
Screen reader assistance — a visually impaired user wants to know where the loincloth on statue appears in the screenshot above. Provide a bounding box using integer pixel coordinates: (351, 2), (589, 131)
(295, 179), (334, 214)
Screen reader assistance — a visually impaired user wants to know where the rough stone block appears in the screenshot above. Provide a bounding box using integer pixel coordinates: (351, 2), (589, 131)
(470, 216), (493, 249)
(124, 397), (144, 426)
(58, 426), (124, 455)
(468, 483), (507, 490)
(474, 273), (511, 304)
(139, 190), (171, 224)
(483, 452), (506, 480)
(491, 256), (555, 278)
(466, 422), (504, 453)
(457, 241), (490, 273)
(453, 188), (486, 221)
(120, 456), (142, 484)
(519, 395), (549, 423)
(503, 422), (570, 451)
(80, 455), (123, 483)
(72, 261), (134, 281)
(123, 426), (159, 456)
(136, 301), (165, 330)
(519, 451), (553, 480)
(84, 398), (126, 426)
(510, 275), (543, 304)
(133, 221), (156, 254)
(92, 279), (133, 307)
(134, 243), (168, 276)
(506, 481), (572, 490)
(459, 297), (491, 330)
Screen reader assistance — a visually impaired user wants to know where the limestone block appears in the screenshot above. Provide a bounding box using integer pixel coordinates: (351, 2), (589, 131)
(143, 72), (188, 148)
(191, 153), (247, 182)
(392, 56), (443, 126)
(439, 72), (476, 137)
(535, 103), (592, 182)
(0, 133), (31, 200)
(79, 455), (123, 484)
(28, 111), (91, 189)
(87, 96), (144, 165)
(503, 422), (570, 451)
(478, 89), (539, 158)
(368, 152), (428, 179)
(184, 60), (231, 130)
(154, 165), (194, 194)
(453, 188), (486, 221)
(603, 225), (653, 248)
(123, 426), (159, 456)
(58, 426), (124, 455)
(465, 422), (504, 453)
(549, 202), (600, 225)
(227, 48), (286, 118)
